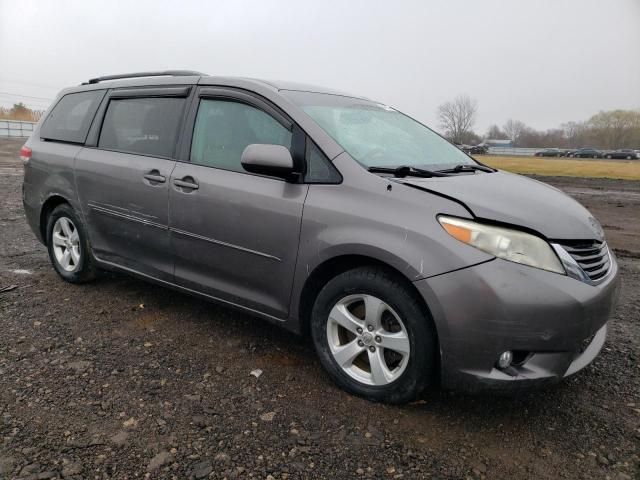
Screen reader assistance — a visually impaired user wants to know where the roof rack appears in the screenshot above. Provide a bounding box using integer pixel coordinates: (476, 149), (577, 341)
(82, 70), (206, 85)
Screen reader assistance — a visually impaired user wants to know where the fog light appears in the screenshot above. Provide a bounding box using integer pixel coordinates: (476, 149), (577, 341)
(497, 351), (513, 369)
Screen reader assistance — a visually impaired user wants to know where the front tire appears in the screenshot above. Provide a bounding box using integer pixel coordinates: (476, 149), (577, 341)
(46, 204), (97, 283)
(310, 267), (437, 404)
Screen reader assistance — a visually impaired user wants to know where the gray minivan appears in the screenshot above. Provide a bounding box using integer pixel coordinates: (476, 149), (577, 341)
(22, 71), (619, 403)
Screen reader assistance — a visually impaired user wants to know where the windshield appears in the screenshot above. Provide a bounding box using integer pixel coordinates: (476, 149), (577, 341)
(283, 90), (476, 170)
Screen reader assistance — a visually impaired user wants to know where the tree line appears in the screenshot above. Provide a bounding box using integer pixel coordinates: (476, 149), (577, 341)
(2, 99), (639, 150)
(438, 95), (640, 149)
(0, 103), (45, 122)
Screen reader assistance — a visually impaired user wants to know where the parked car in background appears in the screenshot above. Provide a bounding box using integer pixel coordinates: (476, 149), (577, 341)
(571, 148), (602, 158)
(604, 149), (640, 159)
(460, 144), (489, 155)
(21, 71), (620, 403)
(535, 148), (564, 157)
(468, 144), (489, 155)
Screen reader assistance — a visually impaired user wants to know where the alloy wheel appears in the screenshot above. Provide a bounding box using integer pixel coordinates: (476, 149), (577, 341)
(326, 294), (411, 386)
(52, 217), (81, 272)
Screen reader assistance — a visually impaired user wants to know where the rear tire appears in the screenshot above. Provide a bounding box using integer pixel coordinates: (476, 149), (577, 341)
(46, 204), (97, 283)
(310, 267), (437, 404)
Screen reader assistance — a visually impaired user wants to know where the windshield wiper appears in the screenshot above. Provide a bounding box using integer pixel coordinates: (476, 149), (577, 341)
(437, 163), (496, 174)
(367, 165), (449, 178)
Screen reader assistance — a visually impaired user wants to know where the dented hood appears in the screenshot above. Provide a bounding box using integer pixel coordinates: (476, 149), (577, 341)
(401, 171), (604, 241)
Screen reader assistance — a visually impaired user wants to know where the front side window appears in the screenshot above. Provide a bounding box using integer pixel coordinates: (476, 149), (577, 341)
(283, 90), (475, 170)
(40, 90), (105, 143)
(98, 97), (185, 158)
(190, 99), (292, 173)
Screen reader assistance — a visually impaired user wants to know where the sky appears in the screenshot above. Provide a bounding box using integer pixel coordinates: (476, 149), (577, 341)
(1, 0), (639, 134)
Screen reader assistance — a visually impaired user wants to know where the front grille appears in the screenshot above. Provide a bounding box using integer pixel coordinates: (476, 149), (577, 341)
(559, 241), (611, 282)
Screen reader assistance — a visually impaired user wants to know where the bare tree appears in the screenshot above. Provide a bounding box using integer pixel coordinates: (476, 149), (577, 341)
(437, 95), (477, 144)
(588, 110), (640, 149)
(503, 119), (527, 146)
(485, 124), (508, 140)
(561, 121), (586, 148)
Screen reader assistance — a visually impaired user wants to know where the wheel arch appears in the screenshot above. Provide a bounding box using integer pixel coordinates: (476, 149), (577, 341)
(297, 254), (438, 341)
(40, 194), (72, 245)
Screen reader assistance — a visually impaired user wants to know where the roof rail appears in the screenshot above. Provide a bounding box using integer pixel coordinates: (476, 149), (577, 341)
(82, 70), (206, 85)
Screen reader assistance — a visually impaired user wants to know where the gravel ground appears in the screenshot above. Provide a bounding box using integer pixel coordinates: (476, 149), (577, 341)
(1, 138), (639, 479)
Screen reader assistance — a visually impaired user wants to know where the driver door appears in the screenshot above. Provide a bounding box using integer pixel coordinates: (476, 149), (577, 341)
(169, 89), (308, 318)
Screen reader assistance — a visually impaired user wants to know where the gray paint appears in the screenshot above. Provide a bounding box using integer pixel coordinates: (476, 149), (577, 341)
(169, 161), (308, 318)
(241, 144), (293, 169)
(415, 254), (619, 391)
(401, 171), (605, 240)
(74, 148), (176, 281)
(22, 74), (620, 392)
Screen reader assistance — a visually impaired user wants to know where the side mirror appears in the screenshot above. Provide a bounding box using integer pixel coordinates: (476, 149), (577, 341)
(241, 144), (295, 180)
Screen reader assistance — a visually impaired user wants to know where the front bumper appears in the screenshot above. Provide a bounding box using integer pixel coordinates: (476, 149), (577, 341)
(414, 255), (620, 393)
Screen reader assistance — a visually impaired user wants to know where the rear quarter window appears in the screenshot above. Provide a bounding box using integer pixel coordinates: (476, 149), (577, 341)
(40, 90), (105, 143)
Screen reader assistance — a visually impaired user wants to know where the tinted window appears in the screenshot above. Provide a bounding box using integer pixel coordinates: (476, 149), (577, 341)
(40, 90), (105, 143)
(190, 99), (292, 173)
(99, 97), (185, 157)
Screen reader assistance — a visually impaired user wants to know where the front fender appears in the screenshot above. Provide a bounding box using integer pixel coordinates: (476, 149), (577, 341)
(287, 155), (493, 328)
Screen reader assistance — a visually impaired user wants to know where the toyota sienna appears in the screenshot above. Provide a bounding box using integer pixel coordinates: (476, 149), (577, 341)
(22, 71), (620, 403)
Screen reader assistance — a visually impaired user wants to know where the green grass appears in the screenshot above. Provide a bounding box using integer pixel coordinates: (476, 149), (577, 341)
(481, 155), (640, 181)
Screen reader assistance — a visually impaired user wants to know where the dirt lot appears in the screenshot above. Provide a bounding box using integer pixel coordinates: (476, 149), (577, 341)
(1, 137), (639, 480)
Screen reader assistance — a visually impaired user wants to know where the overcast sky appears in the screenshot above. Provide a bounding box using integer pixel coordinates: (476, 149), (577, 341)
(1, 0), (639, 133)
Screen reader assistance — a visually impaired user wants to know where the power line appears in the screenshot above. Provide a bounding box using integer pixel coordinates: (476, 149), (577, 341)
(0, 77), (63, 91)
(0, 96), (51, 104)
(0, 97), (51, 111)
(0, 91), (53, 101)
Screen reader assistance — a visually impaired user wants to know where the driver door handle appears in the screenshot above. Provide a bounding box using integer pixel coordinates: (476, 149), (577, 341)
(173, 177), (199, 190)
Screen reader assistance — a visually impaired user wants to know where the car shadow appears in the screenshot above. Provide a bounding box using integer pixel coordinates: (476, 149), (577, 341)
(81, 269), (601, 423)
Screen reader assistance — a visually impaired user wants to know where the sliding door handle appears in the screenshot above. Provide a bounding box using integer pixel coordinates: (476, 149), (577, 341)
(143, 173), (166, 183)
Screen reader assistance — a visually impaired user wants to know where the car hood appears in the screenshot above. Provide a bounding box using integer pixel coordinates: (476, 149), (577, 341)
(400, 171), (604, 241)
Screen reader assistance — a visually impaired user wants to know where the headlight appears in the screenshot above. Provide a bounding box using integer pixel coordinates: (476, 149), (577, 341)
(438, 216), (565, 274)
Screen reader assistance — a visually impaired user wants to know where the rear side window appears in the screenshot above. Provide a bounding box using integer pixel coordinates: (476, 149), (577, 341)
(40, 90), (105, 143)
(98, 97), (185, 158)
(190, 99), (292, 173)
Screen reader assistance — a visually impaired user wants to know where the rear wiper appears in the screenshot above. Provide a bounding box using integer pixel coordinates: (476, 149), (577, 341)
(437, 163), (496, 174)
(367, 165), (449, 178)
